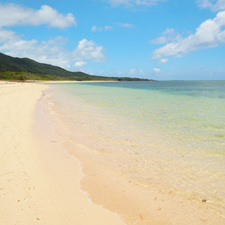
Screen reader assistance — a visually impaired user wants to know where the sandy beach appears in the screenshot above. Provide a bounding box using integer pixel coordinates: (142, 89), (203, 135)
(38, 81), (225, 225)
(1, 80), (224, 225)
(0, 81), (124, 225)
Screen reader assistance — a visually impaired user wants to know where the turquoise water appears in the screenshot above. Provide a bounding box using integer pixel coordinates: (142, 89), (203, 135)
(47, 81), (225, 205)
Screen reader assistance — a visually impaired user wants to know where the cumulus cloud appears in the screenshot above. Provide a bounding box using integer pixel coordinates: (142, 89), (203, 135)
(151, 28), (182, 44)
(130, 68), (136, 74)
(0, 4), (76, 28)
(152, 10), (225, 62)
(116, 23), (134, 28)
(0, 28), (17, 42)
(0, 30), (70, 68)
(73, 39), (105, 62)
(197, 0), (225, 11)
(74, 61), (87, 68)
(153, 68), (161, 73)
(91, 25), (112, 32)
(136, 0), (164, 5)
(91, 25), (99, 32)
(127, 68), (152, 77)
(92, 23), (134, 32)
(109, 0), (164, 7)
(0, 3), (104, 71)
(0, 29), (105, 70)
(159, 58), (168, 63)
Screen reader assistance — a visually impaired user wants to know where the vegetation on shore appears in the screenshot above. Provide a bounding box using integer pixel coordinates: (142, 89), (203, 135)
(0, 53), (152, 81)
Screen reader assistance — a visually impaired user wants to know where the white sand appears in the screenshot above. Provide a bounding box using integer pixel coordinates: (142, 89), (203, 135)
(0, 81), (124, 225)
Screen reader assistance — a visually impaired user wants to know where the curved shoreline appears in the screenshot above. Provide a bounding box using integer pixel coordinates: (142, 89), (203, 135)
(40, 82), (225, 225)
(0, 81), (124, 225)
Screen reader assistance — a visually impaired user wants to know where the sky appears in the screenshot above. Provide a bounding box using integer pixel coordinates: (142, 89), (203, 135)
(0, 0), (225, 80)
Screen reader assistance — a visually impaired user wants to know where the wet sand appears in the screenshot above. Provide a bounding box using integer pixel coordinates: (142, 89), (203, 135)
(38, 82), (225, 225)
(0, 81), (124, 225)
(2, 80), (224, 225)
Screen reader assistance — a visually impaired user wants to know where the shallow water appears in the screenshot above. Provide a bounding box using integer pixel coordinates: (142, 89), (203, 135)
(47, 80), (225, 219)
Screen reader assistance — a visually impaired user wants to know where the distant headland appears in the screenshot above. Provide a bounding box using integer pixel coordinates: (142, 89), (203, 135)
(0, 53), (153, 82)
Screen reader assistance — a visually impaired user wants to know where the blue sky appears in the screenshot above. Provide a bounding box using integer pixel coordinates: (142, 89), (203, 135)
(0, 0), (225, 80)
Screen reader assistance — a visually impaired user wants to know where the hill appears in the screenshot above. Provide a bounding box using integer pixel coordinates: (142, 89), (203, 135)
(0, 53), (151, 81)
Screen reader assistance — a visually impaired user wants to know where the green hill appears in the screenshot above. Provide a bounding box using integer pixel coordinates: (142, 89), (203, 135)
(0, 52), (151, 81)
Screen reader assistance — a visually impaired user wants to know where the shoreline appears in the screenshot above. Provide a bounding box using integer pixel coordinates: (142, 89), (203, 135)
(1, 81), (224, 225)
(41, 82), (225, 225)
(41, 80), (118, 83)
(0, 81), (124, 225)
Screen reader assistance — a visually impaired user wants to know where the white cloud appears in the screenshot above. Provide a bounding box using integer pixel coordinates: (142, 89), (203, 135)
(0, 4), (76, 28)
(74, 61), (87, 68)
(91, 25), (102, 32)
(73, 39), (105, 62)
(153, 68), (161, 73)
(0, 29), (105, 70)
(0, 31), (71, 68)
(151, 28), (182, 44)
(127, 68), (153, 77)
(136, 0), (164, 5)
(116, 23), (134, 28)
(139, 69), (144, 74)
(105, 25), (113, 30)
(93, 23), (134, 31)
(152, 10), (225, 62)
(130, 68), (136, 74)
(91, 25), (112, 32)
(110, 0), (130, 6)
(109, 0), (164, 7)
(197, 0), (225, 11)
(0, 28), (17, 42)
(0, 3), (106, 71)
(159, 58), (168, 63)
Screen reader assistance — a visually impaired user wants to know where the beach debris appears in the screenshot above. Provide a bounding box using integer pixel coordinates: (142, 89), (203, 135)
(140, 214), (143, 220)
(36, 218), (40, 220)
(202, 199), (207, 203)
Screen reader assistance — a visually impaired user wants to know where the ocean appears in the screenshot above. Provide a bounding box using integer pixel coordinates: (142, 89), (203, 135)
(44, 80), (225, 224)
